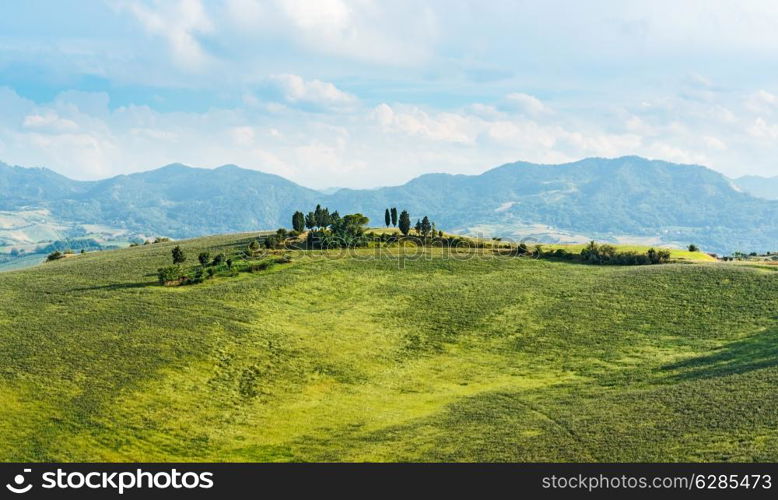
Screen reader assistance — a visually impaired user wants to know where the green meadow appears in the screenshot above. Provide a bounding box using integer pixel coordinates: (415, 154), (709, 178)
(0, 233), (776, 462)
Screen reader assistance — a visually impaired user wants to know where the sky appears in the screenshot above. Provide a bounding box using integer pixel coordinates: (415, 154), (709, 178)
(1, 0), (778, 188)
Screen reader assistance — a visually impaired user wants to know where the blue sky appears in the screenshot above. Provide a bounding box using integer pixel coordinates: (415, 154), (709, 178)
(1, 0), (778, 188)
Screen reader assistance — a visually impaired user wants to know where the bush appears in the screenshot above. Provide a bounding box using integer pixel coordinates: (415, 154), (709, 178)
(688, 244), (699, 252)
(212, 253), (226, 266)
(247, 260), (274, 273)
(185, 267), (205, 284)
(264, 236), (280, 249)
(157, 265), (183, 285)
(198, 251), (211, 266)
(46, 251), (64, 261)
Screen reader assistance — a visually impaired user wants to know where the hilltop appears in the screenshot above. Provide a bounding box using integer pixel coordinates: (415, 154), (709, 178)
(1, 157), (777, 256)
(0, 233), (776, 462)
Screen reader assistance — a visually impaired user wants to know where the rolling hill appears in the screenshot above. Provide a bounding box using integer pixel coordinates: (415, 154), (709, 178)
(0, 235), (776, 461)
(1, 157), (777, 255)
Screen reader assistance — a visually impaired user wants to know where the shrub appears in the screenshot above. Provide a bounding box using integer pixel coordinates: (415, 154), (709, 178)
(688, 244), (699, 252)
(198, 251), (211, 266)
(188, 267), (205, 284)
(264, 236), (280, 249)
(46, 251), (64, 261)
(247, 260), (274, 273)
(157, 265), (183, 285)
(212, 253), (226, 266)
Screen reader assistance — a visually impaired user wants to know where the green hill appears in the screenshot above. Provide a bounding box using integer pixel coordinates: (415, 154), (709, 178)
(0, 234), (776, 462)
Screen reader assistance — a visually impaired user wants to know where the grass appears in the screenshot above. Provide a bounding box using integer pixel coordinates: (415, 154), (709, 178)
(0, 233), (775, 462)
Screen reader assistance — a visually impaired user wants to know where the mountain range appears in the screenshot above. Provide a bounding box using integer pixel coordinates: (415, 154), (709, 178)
(1, 156), (776, 255)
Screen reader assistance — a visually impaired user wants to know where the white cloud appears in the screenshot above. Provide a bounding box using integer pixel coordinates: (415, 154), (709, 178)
(371, 104), (475, 144)
(748, 117), (778, 140)
(229, 126), (256, 146)
(4, 78), (778, 188)
(505, 93), (548, 115)
(746, 90), (778, 114)
(118, 0), (214, 69)
(22, 113), (79, 133)
(702, 136), (727, 151)
(224, 0), (437, 66)
(267, 74), (358, 109)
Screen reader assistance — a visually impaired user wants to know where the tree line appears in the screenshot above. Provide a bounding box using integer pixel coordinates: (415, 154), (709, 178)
(379, 207), (439, 237)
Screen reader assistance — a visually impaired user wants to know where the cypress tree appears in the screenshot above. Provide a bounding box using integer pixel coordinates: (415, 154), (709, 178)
(398, 210), (411, 236)
(385, 208), (391, 227)
(305, 211), (316, 230)
(421, 216), (432, 237)
(391, 207), (398, 227)
(292, 211), (305, 232)
(414, 219), (422, 235)
(314, 204), (323, 229)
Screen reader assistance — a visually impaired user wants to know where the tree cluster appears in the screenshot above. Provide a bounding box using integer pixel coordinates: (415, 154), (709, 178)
(578, 241), (671, 265)
(292, 204), (371, 248)
(158, 243), (290, 286)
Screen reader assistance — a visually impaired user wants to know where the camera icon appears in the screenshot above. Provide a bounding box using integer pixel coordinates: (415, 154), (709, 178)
(6, 469), (33, 494)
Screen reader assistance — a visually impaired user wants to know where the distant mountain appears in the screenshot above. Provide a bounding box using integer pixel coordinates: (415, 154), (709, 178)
(327, 157), (778, 253)
(51, 164), (322, 237)
(0, 157), (776, 254)
(0, 161), (92, 208)
(733, 175), (778, 200)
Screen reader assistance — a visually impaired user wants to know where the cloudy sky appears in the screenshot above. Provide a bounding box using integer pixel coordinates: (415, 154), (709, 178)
(1, 0), (778, 188)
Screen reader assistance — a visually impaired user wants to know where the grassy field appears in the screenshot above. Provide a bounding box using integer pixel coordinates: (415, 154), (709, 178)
(0, 233), (776, 462)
